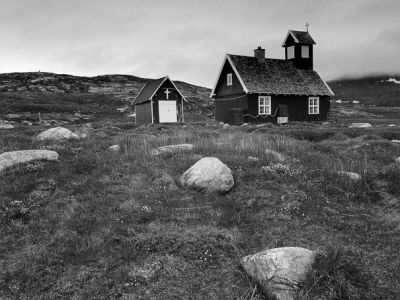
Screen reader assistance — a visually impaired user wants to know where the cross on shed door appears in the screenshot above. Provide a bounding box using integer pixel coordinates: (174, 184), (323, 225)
(164, 88), (171, 99)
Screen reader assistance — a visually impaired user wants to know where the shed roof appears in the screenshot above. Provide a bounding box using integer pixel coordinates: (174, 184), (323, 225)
(282, 30), (316, 46)
(210, 54), (334, 96)
(131, 76), (187, 105)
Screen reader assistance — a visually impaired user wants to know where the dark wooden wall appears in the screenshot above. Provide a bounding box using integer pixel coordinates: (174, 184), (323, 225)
(213, 60), (245, 97)
(215, 94), (248, 123)
(246, 94), (330, 122)
(135, 102), (152, 124)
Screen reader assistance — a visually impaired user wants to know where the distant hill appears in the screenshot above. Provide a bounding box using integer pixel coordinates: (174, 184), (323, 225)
(328, 75), (400, 106)
(0, 72), (213, 118)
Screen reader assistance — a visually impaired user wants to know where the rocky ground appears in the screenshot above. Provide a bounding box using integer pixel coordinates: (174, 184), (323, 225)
(1, 72), (400, 299)
(0, 119), (399, 299)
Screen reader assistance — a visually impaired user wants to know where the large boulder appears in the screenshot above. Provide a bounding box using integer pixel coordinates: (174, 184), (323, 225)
(179, 157), (234, 193)
(0, 150), (59, 173)
(241, 247), (315, 300)
(150, 144), (194, 156)
(37, 127), (79, 141)
(349, 123), (372, 128)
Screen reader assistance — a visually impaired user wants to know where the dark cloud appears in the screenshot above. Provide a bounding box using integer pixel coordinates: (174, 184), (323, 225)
(0, 0), (399, 87)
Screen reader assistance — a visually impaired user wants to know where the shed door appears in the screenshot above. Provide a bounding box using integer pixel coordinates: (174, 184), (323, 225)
(158, 101), (177, 123)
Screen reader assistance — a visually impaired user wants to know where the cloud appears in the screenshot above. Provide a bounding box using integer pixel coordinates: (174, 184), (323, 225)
(0, 0), (399, 86)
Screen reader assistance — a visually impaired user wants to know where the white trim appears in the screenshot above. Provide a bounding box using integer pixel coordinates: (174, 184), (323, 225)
(181, 97), (184, 122)
(281, 30), (299, 47)
(147, 76), (168, 102)
(134, 76), (188, 106)
(210, 54), (249, 98)
(322, 80), (335, 96)
(258, 96), (271, 115)
(308, 97), (319, 114)
(150, 99), (154, 123)
(166, 76), (188, 102)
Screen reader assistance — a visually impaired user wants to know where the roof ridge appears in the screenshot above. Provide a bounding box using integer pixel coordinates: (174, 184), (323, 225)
(228, 54), (285, 62)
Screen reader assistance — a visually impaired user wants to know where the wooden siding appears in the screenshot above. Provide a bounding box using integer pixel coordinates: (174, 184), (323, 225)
(135, 102), (153, 124)
(215, 94), (248, 123)
(214, 60), (245, 96)
(246, 94), (329, 123)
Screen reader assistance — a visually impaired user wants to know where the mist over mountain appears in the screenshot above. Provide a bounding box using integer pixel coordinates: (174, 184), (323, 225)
(328, 74), (400, 106)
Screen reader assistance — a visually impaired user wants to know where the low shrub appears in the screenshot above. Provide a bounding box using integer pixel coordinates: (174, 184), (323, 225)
(287, 129), (337, 142)
(299, 246), (370, 300)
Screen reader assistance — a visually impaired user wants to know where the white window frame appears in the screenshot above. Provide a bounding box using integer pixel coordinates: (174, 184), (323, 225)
(308, 97), (319, 114)
(258, 96), (271, 115)
(227, 73), (232, 86)
(301, 45), (309, 58)
(287, 46), (295, 59)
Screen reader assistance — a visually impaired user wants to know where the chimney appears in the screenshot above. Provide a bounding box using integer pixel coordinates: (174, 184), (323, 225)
(254, 46), (265, 63)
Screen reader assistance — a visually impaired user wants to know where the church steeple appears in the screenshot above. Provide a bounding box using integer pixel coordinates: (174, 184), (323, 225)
(282, 29), (316, 70)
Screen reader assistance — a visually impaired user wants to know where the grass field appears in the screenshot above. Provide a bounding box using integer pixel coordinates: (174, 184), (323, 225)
(1, 119), (399, 299)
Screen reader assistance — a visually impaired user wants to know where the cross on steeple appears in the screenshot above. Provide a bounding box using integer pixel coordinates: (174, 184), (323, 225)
(164, 88), (171, 99)
(305, 22), (309, 32)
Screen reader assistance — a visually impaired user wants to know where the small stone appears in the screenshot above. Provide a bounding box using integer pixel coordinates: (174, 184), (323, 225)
(337, 171), (361, 181)
(391, 140), (400, 144)
(22, 120), (33, 126)
(265, 149), (286, 162)
(395, 157), (400, 164)
(247, 156), (260, 162)
(150, 144), (194, 156)
(349, 123), (372, 128)
(109, 145), (121, 152)
(246, 198), (256, 207)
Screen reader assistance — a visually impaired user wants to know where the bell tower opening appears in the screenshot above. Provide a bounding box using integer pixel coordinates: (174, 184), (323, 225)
(282, 29), (316, 70)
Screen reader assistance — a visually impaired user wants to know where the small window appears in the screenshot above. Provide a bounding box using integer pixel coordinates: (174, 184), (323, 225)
(258, 96), (271, 115)
(227, 73), (232, 86)
(301, 45), (309, 58)
(308, 97), (319, 114)
(287, 46), (295, 59)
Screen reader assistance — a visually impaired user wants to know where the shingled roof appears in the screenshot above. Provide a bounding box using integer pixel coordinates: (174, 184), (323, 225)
(282, 30), (316, 46)
(211, 54), (334, 96)
(131, 76), (187, 105)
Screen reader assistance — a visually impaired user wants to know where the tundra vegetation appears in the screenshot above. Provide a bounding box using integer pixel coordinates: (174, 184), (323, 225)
(1, 118), (399, 299)
(0, 73), (400, 298)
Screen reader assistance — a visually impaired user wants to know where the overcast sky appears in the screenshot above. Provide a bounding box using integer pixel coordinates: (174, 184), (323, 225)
(0, 0), (399, 87)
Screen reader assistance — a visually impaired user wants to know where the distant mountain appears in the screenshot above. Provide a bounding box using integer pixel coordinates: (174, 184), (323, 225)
(0, 72), (212, 115)
(328, 74), (400, 106)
